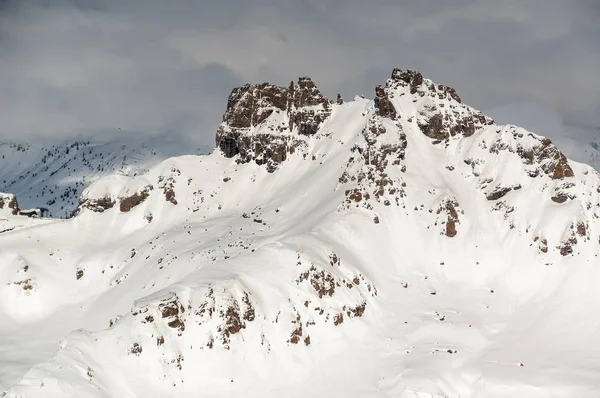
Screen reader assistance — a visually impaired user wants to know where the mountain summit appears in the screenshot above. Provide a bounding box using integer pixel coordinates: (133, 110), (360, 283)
(2, 68), (600, 398)
(215, 76), (333, 171)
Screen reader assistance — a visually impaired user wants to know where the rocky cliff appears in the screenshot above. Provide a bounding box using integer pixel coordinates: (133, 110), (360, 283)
(215, 77), (333, 172)
(216, 68), (573, 190)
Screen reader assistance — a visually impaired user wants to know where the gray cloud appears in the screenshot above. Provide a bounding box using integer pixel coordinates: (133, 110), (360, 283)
(0, 0), (598, 148)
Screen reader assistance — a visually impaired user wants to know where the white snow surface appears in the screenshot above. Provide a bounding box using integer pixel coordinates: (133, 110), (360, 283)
(2, 78), (600, 397)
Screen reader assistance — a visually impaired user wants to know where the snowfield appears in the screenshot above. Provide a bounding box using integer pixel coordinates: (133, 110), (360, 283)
(2, 69), (600, 397)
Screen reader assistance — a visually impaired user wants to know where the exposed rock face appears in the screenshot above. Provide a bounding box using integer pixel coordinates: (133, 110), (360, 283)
(551, 193), (569, 203)
(420, 114), (445, 140)
(391, 68), (461, 102)
(216, 77), (332, 172)
(216, 68), (493, 172)
(78, 196), (115, 213)
(119, 186), (153, 212)
(416, 102), (491, 142)
(339, 109), (408, 212)
(291, 77), (331, 135)
(0, 193), (19, 215)
(391, 69), (424, 95)
(216, 67), (571, 188)
(484, 125), (576, 188)
(221, 83), (289, 130)
(437, 199), (460, 237)
(517, 138), (574, 180)
(375, 85), (396, 119)
(384, 68), (493, 143)
(292, 77), (330, 108)
(486, 186), (512, 201)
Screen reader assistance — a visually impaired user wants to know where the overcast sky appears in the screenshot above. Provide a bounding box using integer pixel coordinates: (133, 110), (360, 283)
(0, 0), (598, 148)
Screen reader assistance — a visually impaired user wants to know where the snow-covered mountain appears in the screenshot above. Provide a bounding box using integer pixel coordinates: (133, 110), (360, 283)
(0, 134), (206, 218)
(2, 69), (600, 397)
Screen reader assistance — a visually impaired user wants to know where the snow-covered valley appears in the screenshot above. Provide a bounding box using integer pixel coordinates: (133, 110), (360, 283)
(2, 69), (600, 397)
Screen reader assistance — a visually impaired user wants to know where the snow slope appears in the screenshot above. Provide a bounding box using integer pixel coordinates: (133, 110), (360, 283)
(0, 133), (206, 218)
(2, 69), (600, 398)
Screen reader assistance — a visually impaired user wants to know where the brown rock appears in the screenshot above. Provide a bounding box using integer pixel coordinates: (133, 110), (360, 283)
(391, 69), (423, 94)
(375, 85), (397, 119)
(560, 244), (573, 256)
(333, 313), (344, 326)
(222, 305), (244, 337)
(223, 83), (288, 129)
(78, 196), (115, 213)
(518, 137), (574, 180)
(552, 154), (574, 179)
(420, 114), (445, 140)
(551, 193), (569, 204)
(439, 200), (460, 237)
(486, 187), (512, 201)
(0, 195), (20, 215)
(129, 343), (142, 356)
(293, 77), (330, 108)
(119, 186), (152, 212)
(577, 222), (587, 237)
(216, 76), (332, 171)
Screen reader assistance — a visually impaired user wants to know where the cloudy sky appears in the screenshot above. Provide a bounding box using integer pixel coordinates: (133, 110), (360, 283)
(0, 0), (598, 148)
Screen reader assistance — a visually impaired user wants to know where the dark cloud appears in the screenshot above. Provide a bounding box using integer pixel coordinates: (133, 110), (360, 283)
(0, 0), (598, 148)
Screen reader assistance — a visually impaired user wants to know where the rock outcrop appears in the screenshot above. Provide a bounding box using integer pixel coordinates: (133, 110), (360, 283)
(375, 85), (396, 119)
(215, 69), (492, 171)
(392, 69), (461, 103)
(0, 193), (19, 215)
(119, 185), (153, 212)
(385, 69), (494, 143)
(77, 196), (115, 213)
(216, 77), (332, 172)
(517, 137), (574, 180)
(215, 67), (574, 188)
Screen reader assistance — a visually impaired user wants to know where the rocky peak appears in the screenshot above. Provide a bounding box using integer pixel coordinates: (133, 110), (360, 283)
(215, 67), (574, 185)
(385, 69), (574, 181)
(391, 68), (424, 95)
(216, 77), (333, 172)
(222, 83), (289, 129)
(292, 77), (330, 108)
(390, 68), (461, 103)
(376, 68), (493, 144)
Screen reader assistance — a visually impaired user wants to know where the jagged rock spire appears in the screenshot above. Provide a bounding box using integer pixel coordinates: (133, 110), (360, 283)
(216, 76), (332, 172)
